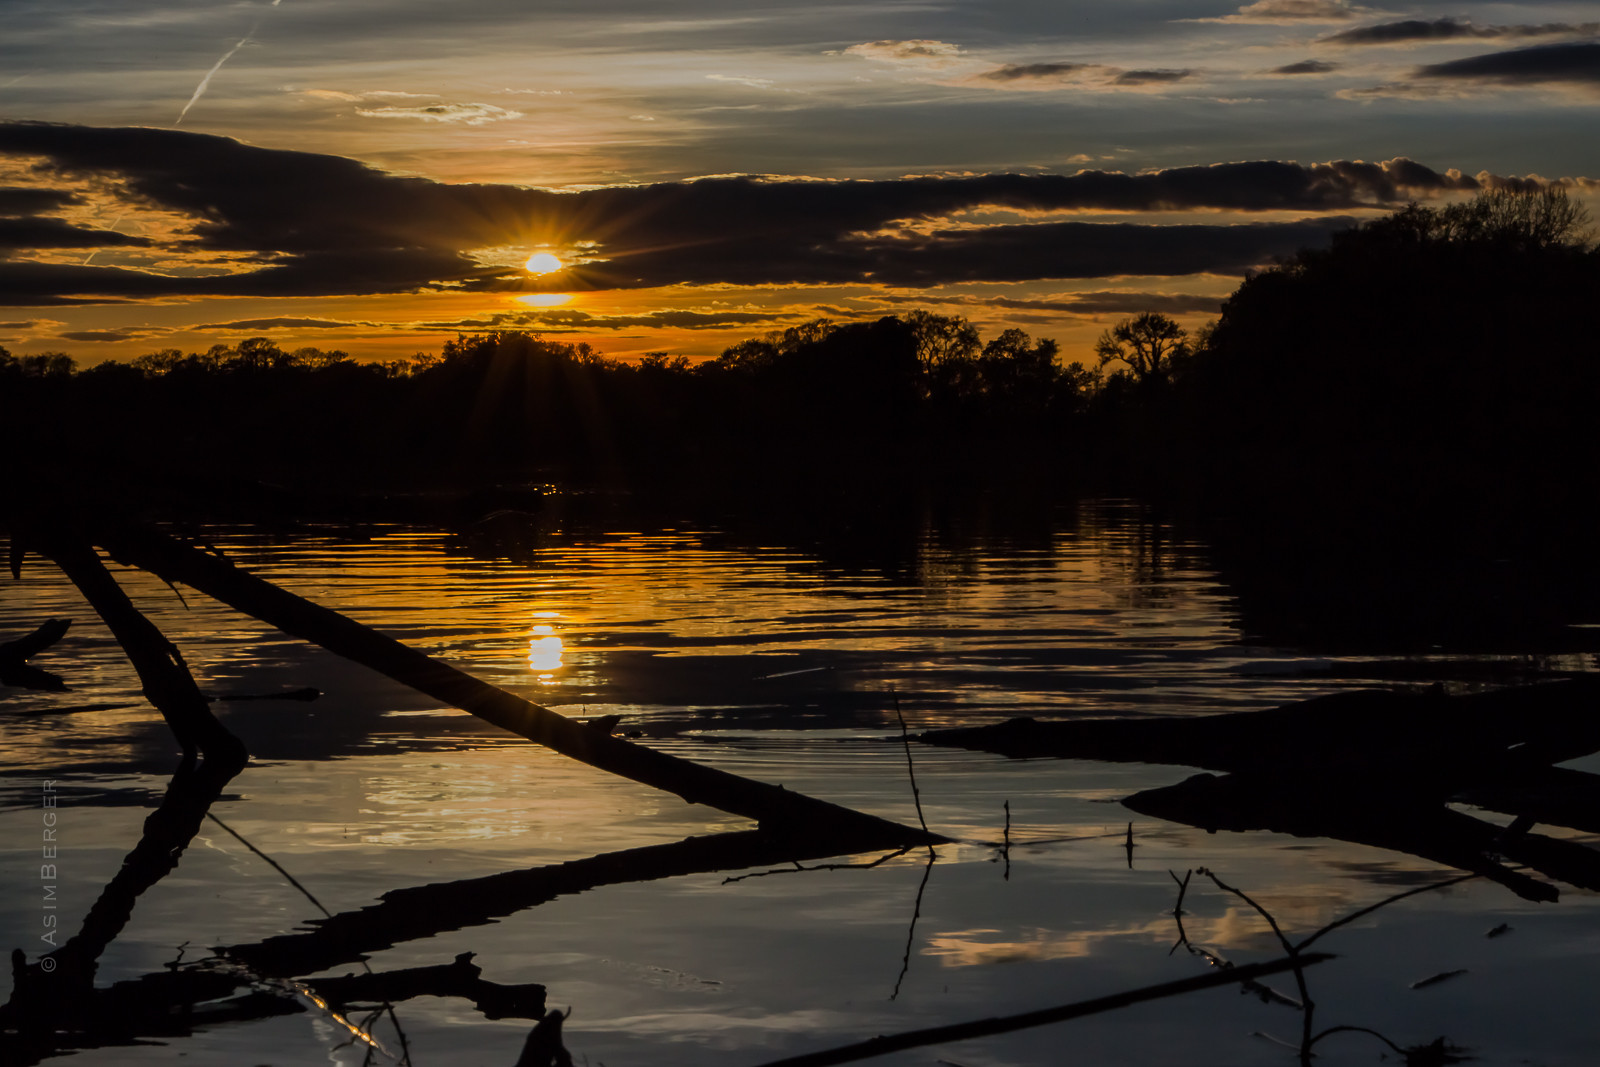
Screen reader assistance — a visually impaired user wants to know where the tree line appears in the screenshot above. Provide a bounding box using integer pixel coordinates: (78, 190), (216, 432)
(4, 188), (1596, 526)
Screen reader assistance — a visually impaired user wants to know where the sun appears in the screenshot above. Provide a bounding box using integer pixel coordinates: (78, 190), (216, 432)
(524, 251), (563, 274)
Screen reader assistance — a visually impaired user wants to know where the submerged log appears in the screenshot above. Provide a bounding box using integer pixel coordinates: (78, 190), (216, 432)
(93, 523), (939, 845)
(914, 680), (1600, 793)
(1123, 772), (1575, 901)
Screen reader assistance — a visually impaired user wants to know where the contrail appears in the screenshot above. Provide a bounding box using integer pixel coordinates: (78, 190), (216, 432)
(175, 25), (257, 125)
(172, 1), (287, 125)
(82, 215), (126, 265)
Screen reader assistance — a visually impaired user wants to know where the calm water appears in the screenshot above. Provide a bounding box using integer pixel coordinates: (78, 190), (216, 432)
(2, 501), (1598, 1065)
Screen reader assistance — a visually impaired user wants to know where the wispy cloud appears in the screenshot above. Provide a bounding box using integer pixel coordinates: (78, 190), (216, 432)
(353, 103), (525, 125)
(58, 326), (165, 342)
(842, 39), (968, 69)
(1191, 0), (1372, 25)
(706, 74), (776, 89)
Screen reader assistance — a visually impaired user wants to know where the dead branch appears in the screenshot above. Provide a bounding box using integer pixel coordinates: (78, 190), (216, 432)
(32, 533), (245, 765)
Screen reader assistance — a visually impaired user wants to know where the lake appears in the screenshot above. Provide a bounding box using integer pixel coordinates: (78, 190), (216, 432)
(3, 498), (1598, 1066)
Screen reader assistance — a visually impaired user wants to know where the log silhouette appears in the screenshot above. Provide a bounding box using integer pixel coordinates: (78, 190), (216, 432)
(914, 680), (1600, 788)
(0, 618), (71, 691)
(92, 523), (939, 845)
(34, 535), (247, 764)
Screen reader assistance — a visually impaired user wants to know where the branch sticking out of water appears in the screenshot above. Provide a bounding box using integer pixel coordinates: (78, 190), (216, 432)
(891, 690), (930, 839)
(890, 848), (937, 1001)
(0, 618), (71, 691)
(29, 531), (245, 765)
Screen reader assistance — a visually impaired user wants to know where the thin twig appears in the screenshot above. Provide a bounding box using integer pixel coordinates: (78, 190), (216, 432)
(208, 812), (333, 918)
(891, 691), (929, 838)
(1001, 801), (1011, 881)
(1295, 873), (1478, 953)
(1169, 869), (1192, 915)
(748, 952), (1334, 1067)
(208, 812), (413, 1062)
(891, 849), (937, 1000)
(1198, 866), (1315, 1055)
(1198, 868), (1296, 957)
(1308, 1024), (1410, 1055)
(722, 847), (915, 884)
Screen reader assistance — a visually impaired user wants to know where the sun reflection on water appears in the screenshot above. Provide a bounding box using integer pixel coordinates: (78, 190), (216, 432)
(529, 622), (564, 681)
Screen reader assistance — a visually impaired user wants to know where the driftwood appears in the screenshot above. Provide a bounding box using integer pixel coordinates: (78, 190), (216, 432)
(32, 535), (246, 765)
(225, 829), (915, 980)
(918, 681), (1600, 895)
(914, 680), (1600, 790)
(0, 618), (71, 692)
(1126, 774), (1567, 902)
(90, 522), (938, 845)
(306, 952), (547, 1021)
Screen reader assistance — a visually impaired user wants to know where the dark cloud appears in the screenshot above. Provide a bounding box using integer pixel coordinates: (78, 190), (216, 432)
(522, 309), (788, 330)
(0, 217), (151, 250)
(1113, 69), (1193, 85)
(1007, 291), (1225, 314)
(413, 308), (792, 334)
(1414, 41), (1600, 86)
(1270, 59), (1339, 75)
(819, 217), (1359, 286)
(874, 291), (1225, 314)
(191, 317), (365, 331)
(0, 121), (1576, 303)
(979, 62), (1094, 83)
(0, 186), (82, 215)
(1322, 18), (1600, 46)
(57, 327), (163, 342)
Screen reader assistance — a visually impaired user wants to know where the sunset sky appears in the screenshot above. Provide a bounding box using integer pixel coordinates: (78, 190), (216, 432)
(3, 0), (1598, 365)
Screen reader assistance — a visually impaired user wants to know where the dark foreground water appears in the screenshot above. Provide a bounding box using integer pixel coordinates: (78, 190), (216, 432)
(3, 500), (1598, 1066)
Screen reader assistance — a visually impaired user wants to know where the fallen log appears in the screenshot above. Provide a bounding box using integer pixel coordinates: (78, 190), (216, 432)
(914, 680), (1600, 793)
(0, 618), (71, 692)
(93, 522), (939, 845)
(1460, 765), (1600, 835)
(1123, 772), (1568, 902)
(34, 536), (246, 765)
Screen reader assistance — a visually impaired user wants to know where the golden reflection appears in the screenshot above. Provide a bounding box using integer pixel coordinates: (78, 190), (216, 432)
(529, 622), (564, 679)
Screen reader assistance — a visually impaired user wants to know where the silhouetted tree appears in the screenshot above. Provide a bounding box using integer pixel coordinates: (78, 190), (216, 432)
(1095, 313), (1188, 384)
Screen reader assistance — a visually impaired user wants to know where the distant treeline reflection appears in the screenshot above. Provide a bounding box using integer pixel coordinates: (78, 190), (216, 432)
(4, 189), (1597, 533)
